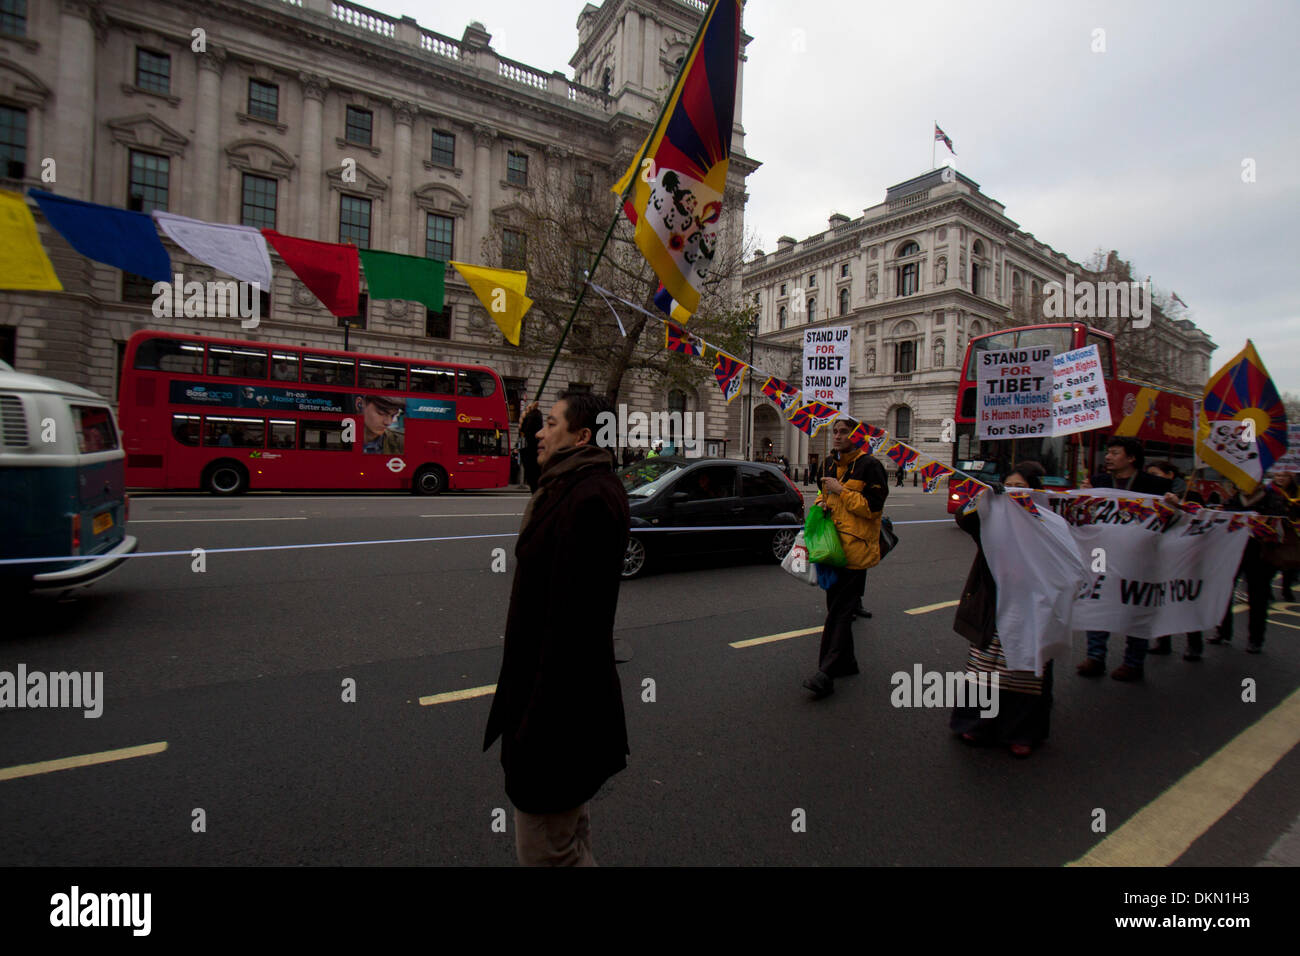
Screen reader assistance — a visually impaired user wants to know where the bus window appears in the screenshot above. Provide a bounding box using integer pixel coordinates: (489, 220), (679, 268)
(271, 352), (300, 382)
(358, 361), (407, 391)
(203, 416), (265, 448)
(302, 354), (356, 386)
(411, 366), (455, 394)
(1014, 327), (1072, 354)
(1086, 333), (1115, 378)
(269, 420), (296, 449)
(457, 370), (496, 398)
(458, 428), (504, 456)
(208, 345), (269, 379)
(172, 414), (201, 446)
(299, 420), (353, 451)
(134, 337), (204, 373)
(73, 405), (119, 452)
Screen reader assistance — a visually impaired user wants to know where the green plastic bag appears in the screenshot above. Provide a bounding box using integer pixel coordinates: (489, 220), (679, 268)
(804, 505), (846, 567)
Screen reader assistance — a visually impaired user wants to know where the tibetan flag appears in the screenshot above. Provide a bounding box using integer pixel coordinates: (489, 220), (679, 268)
(934, 124), (955, 154)
(788, 400), (839, 437)
(360, 250), (446, 313)
(1181, 500), (1204, 515)
(665, 321), (704, 356)
(1153, 498), (1178, 522)
(1008, 492), (1040, 517)
(761, 376), (801, 412)
(612, 0), (742, 321)
(712, 352), (746, 404)
(30, 188), (171, 282)
(652, 283), (689, 323)
(1197, 340), (1288, 494)
(1248, 515), (1283, 543)
(0, 190), (62, 290)
(1227, 514), (1248, 534)
(153, 211), (273, 289)
(262, 230), (358, 318)
(1116, 497), (1152, 521)
(884, 441), (920, 473)
(857, 423), (890, 456)
(450, 262), (531, 346)
(916, 461), (955, 494)
(950, 476), (984, 501)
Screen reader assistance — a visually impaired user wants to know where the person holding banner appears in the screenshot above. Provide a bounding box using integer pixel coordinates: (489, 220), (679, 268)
(1209, 478), (1289, 653)
(1267, 471), (1298, 602)
(950, 462), (1055, 757)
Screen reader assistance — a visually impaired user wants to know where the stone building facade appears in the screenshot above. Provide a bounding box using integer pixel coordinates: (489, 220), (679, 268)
(0, 0), (757, 455)
(741, 168), (1216, 470)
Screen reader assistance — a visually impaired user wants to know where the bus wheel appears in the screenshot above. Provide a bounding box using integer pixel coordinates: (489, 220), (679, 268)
(204, 461), (248, 495)
(413, 465), (447, 496)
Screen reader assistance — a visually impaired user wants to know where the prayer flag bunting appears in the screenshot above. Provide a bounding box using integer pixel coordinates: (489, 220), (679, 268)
(153, 211), (273, 289)
(884, 441), (920, 473)
(712, 351), (747, 404)
(788, 400), (839, 437)
(916, 461), (955, 494)
(0, 189), (62, 291)
(31, 189), (171, 282)
(665, 321), (705, 356)
(450, 262), (531, 346)
(761, 375), (801, 412)
(360, 250), (445, 313)
(261, 230), (359, 318)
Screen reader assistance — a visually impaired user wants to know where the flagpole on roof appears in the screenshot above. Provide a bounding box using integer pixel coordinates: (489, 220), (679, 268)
(932, 120), (936, 170)
(534, 0), (722, 402)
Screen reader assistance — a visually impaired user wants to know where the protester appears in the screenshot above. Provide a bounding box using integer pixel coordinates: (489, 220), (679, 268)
(1209, 477), (1289, 653)
(519, 401), (543, 492)
(1150, 482), (1209, 661)
(950, 461), (1053, 757)
(1268, 471), (1298, 602)
(802, 417), (889, 699)
(895, 467), (905, 488)
(483, 391), (631, 866)
(1078, 436), (1172, 681)
(1146, 460), (1186, 496)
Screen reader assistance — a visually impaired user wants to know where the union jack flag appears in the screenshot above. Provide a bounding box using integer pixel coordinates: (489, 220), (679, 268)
(916, 461), (954, 494)
(934, 123), (955, 154)
(788, 400), (839, 437)
(712, 351), (747, 404)
(1248, 515), (1283, 543)
(884, 441), (919, 473)
(1008, 491), (1040, 517)
(664, 320), (704, 356)
(761, 375), (801, 412)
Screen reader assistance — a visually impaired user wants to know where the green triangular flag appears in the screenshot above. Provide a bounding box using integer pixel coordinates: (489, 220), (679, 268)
(358, 250), (445, 312)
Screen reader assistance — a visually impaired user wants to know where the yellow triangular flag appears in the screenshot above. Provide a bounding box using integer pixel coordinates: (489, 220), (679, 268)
(450, 261), (532, 346)
(0, 189), (63, 291)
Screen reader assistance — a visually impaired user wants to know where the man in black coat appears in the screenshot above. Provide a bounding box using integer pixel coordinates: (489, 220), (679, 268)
(484, 391), (630, 865)
(519, 401), (543, 492)
(1076, 436), (1172, 682)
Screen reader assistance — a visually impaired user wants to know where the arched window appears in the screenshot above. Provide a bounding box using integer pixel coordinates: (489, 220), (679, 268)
(778, 305), (787, 329)
(807, 296), (816, 318)
(972, 239), (984, 256)
(898, 241), (920, 257)
(969, 319), (983, 337)
(894, 405), (912, 440)
(898, 263), (918, 296)
(839, 288), (850, 315)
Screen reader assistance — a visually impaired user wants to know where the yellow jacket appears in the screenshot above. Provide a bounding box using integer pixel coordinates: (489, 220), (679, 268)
(814, 447), (889, 569)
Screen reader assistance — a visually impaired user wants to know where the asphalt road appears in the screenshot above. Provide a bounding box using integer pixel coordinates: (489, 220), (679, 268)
(2, 482), (1298, 866)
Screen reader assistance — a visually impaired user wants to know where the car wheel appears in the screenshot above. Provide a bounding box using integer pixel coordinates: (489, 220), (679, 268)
(623, 536), (648, 579)
(413, 465), (447, 496)
(770, 527), (797, 562)
(205, 461), (248, 495)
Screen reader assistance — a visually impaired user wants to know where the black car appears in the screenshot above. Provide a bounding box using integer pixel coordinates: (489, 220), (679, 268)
(617, 456), (805, 579)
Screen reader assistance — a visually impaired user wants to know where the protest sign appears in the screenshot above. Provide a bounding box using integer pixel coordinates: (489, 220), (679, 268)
(1051, 344), (1112, 437)
(975, 346), (1053, 440)
(802, 326), (851, 412)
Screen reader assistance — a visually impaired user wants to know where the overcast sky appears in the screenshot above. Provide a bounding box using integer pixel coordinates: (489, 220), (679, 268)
(385, 0), (1300, 393)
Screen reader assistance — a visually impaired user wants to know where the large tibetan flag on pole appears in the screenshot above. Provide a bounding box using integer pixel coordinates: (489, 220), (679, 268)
(611, 0), (742, 322)
(1196, 340), (1288, 494)
(450, 262), (531, 346)
(0, 190), (62, 291)
(712, 352), (747, 404)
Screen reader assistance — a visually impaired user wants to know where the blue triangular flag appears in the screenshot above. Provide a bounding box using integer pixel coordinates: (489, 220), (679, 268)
(30, 189), (172, 282)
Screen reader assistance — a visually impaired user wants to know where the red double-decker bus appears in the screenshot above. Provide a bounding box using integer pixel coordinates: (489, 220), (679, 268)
(120, 331), (510, 495)
(950, 322), (1201, 507)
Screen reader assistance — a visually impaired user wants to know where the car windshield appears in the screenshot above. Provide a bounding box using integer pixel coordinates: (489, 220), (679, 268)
(618, 459), (684, 497)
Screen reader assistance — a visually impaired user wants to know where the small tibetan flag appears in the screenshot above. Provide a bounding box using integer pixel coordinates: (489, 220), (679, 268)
(665, 321), (705, 356)
(916, 461), (955, 494)
(360, 250), (445, 312)
(761, 375), (801, 412)
(0, 190), (62, 290)
(857, 423), (890, 456)
(450, 262), (531, 346)
(788, 400), (839, 437)
(1008, 492), (1041, 518)
(950, 477), (984, 501)
(1247, 515), (1283, 543)
(884, 441), (920, 473)
(712, 351), (747, 404)
(1227, 514), (1248, 533)
(262, 230), (359, 318)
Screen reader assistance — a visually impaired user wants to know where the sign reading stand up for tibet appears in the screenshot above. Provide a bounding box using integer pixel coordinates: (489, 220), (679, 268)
(802, 327), (851, 413)
(1052, 344), (1112, 437)
(976, 346), (1053, 440)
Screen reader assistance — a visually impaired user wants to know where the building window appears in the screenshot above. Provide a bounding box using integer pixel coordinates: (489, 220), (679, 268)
(241, 174), (277, 231)
(896, 341), (916, 374)
(136, 48), (171, 94)
(574, 170), (593, 202)
(338, 293), (368, 330)
(248, 80), (279, 122)
(502, 229), (527, 270)
(894, 405), (912, 439)
(570, 246), (590, 292)
(566, 382), (592, 395)
(779, 283), (786, 296)
(839, 288), (850, 316)
(507, 151), (529, 187)
(778, 306), (787, 329)
(898, 262), (918, 296)
(426, 213), (454, 261)
(0, 105), (25, 179)
(431, 130), (455, 167)
(122, 273), (157, 303)
(808, 273), (816, 287)
(0, 0), (26, 37)
(504, 377), (526, 424)
(339, 195), (371, 248)
(866, 323), (875, 335)
(127, 150), (169, 212)
(425, 305), (452, 339)
(841, 263), (850, 278)
(807, 296), (816, 319)
(971, 262), (982, 295)
(898, 241), (920, 257)
(345, 106), (372, 146)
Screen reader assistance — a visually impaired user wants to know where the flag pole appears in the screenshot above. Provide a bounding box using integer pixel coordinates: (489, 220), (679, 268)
(931, 121), (936, 169)
(533, 0), (721, 402)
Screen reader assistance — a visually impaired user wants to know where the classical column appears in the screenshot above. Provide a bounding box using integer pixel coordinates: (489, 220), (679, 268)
(470, 125), (495, 263)
(193, 47), (226, 222)
(389, 100), (416, 253)
(297, 73), (328, 238)
(54, 0), (99, 200)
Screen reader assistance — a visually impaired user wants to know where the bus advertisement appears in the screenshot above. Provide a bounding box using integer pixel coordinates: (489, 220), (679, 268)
(120, 331), (510, 495)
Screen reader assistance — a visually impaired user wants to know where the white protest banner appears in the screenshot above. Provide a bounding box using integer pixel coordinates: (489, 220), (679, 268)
(975, 345), (1053, 440)
(1273, 423), (1300, 473)
(1051, 344), (1112, 437)
(802, 326), (851, 413)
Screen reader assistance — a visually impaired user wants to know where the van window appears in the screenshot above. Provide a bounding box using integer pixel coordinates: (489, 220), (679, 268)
(134, 337), (205, 373)
(73, 405), (119, 452)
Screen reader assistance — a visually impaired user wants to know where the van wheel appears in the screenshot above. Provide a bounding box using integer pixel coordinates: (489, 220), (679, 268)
(413, 465), (448, 496)
(204, 461), (249, 495)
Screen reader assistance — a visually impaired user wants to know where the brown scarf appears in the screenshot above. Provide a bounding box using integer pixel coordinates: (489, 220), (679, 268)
(518, 443), (613, 537)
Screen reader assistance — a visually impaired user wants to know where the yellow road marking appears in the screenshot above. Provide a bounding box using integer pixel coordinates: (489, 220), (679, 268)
(730, 627), (821, 648)
(0, 741), (168, 782)
(905, 600), (960, 615)
(1269, 619), (1300, 631)
(1069, 687), (1300, 867)
(419, 684), (496, 706)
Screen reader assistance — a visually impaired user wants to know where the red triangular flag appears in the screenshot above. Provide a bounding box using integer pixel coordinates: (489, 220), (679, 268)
(262, 230), (359, 318)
